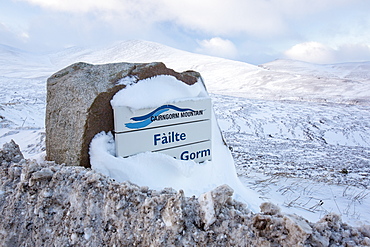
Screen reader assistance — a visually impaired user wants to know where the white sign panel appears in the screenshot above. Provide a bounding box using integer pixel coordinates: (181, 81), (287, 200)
(113, 98), (212, 162)
(114, 99), (211, 132)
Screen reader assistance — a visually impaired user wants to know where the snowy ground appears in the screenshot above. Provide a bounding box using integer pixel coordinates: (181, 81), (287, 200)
(212, 94), (370, 225)
(1, 40), (369, 227)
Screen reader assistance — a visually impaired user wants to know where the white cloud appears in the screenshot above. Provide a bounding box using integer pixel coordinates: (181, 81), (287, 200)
(18, 0), (288, 37)
(283, 42), (370, 64)
(0, 22), (29, 46)
(19, 0), (363, 38)
(159, 0), (286, 37)
(283, 42), (336, 64)
(196, 37), (238, 59)
(335, 43), (370, 62)
(275, 0), (356, 17)
(16, 0), (370, 47)
(19, 0), (158, 26)
(19, 0), (122, 13)
(11, 0), (370, 64)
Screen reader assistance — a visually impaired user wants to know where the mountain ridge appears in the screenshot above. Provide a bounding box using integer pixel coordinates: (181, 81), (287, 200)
(1, 40), (369, 105)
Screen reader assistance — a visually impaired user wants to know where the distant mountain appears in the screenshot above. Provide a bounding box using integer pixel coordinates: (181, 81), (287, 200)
(1, 41), (370, 228)
(1, 40), (369, 105)
(261, 59), (370, 82)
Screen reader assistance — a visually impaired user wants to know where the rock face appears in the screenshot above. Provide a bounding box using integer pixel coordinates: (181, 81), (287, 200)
(46, 62), (200, 168)
(0, 140), (24, 163)
(1, 141), (370, 246)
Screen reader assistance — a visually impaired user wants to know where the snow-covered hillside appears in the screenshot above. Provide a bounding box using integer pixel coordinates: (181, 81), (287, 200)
(2, 40), (369, 104)
(0, 40), (369, 226)
(212, 94), (370, 224)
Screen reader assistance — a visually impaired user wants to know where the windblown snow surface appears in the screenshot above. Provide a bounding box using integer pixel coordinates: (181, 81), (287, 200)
(1, 40), (370, 232)
(93, 75), (263, 211)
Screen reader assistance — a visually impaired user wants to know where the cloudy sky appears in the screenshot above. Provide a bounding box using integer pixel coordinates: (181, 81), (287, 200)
(1, 0), (370, 64)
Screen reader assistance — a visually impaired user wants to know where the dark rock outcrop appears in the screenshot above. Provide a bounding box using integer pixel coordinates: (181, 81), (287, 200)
(46, 62), (200, 168)
(0, 139), (24, 163)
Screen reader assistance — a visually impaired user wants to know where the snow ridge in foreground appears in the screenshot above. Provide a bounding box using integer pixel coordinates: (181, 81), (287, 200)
(2, 141), (370, 246)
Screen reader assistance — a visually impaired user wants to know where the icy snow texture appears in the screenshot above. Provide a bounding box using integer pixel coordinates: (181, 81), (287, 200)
(213, 93), (370, 225)
(92, 75), (262, 211)
(111, 75), (207, 109)
(1, 142), (370, 246)
(0, 140), (24, 163)
(1, 40), (370, 226)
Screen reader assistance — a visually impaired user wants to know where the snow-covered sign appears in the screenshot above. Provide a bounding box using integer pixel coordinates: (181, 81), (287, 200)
(113, 98), (212, 162)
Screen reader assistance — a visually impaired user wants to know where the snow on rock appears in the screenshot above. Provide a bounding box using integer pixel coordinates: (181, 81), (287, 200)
(45, 61), (200, 168)
(198, 184), (234, 230)
(2, 40), (370, 243)
(91, 74), (263, 212)
(257, 202), (316, 244)
(0, 139), (24, 163)
(111, 75), (207, 109)
(1, 142), (370, 246)
(160, 189), (185, 233)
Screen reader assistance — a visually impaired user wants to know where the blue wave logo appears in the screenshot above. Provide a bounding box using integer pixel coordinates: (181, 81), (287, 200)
(125, 105), (195, 129)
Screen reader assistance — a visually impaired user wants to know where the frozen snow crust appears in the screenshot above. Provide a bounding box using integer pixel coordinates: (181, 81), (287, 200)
(111, 75), (207, 109)
(1, 39), (370, 241)
(1, 141), (370, 246)
(92, 75), (262, 211)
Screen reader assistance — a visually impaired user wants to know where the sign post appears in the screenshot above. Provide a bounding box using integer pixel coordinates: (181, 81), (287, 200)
(113, 98), (212, 162)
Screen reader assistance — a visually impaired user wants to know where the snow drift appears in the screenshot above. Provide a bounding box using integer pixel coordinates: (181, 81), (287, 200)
(90, 74), (262, 211)
(1, 141), (370, 246)
(1, 39), (370, 231)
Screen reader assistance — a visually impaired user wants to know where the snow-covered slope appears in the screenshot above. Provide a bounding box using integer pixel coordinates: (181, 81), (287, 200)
(261, 59), (370, 82)
(259, 59), (370, 104)
(212, 94), (370, 224)
(1, 40), (369, 225)
(2, 40), (369, 105)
